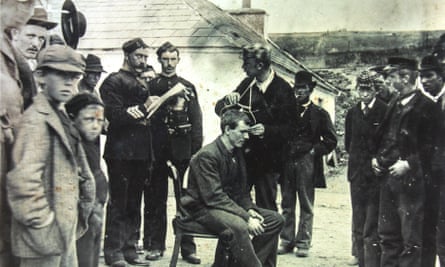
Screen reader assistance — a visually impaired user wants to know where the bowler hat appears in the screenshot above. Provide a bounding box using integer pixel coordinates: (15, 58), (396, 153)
(84, 54), (106, 73)
(294, 71), (317, 88)
(387, 57), (418, 71)
(61, 0), (87, 49)
(27, 7), (58, 30)
(65, 93), (103, 119)
(36, 45), (85, 73)
(356, 70), (376, 89)
(419, 55), (443, 73)
(122, 38), (149, 54)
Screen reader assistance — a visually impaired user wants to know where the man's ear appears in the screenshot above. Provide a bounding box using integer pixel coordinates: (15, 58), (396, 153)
(10, 28), (20, 42)
(224, 125), (230, 135)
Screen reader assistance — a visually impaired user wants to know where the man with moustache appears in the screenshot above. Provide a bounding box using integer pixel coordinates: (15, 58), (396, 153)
(11, 7), (57, 71)
(0, 0), (35, 265)
(372, 57), (438, 267)
(418, 55), (445, 267)
(278, 71), (337, 257)
(144, 41), (202, 264)
(100, 38), (155, 267)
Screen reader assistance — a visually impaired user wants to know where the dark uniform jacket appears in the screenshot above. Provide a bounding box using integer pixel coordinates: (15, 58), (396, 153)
(99, 69), (152, 160)
(214, 74), (293, 172)
(149, 74), (202, 163)
(375, 91), (439, 190)
(345, 99), (387, 181)
(283, 102), (337, 188)
(182, 137), (255, 222)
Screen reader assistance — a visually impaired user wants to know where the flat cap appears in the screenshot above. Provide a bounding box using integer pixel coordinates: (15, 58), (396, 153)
(122, 38), (149, 54)
(387, 57), (418, 71)
(37, 45), (85, 73)
(356, 70), (377, 89)
(65, 93), (104, 119)
(294, 71), (316, 87)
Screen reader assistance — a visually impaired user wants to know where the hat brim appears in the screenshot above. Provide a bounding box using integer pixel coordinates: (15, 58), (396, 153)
(84, 67), (106, 73)
(38, 63), (84, 74)
(28, 18), (58, 30)
(294, 81), (317, 88)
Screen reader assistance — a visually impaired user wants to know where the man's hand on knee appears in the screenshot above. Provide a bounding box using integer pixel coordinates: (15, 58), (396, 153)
(248, 217), (264, 236)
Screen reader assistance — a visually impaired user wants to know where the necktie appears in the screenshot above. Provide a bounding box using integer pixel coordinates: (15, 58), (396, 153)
(363, 105), (369, 116)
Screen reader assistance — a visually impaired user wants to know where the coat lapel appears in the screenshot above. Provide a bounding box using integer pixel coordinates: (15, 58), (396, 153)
(33, 94), (74, 159)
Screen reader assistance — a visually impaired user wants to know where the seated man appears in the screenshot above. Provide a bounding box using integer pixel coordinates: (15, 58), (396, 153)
(181, 109), (284, 267)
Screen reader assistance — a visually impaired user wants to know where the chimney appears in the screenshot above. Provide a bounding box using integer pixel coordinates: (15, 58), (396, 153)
(229, 4), (268, 37)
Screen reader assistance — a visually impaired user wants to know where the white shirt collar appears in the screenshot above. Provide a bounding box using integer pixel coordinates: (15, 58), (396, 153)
(400, 94), (415, 106)
(361, 97), (376, 110)
(255, 69), (275, 94)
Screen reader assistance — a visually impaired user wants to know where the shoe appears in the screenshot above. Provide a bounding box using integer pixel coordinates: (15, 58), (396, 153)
(145, 249), (163, 261)
(183, 253), (201, 264)
(125, 256), (151, 266)
(277, 246), (293, 255)
(347, 256), (359, 265)
(296, 248), (309, 257)
(110, 260), (127, 267)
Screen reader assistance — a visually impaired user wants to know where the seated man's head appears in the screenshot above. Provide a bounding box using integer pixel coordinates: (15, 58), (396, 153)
(356, 71), (377, 105)
(420, 55), (444, 97)
(65, 93), (104, 141)
(386, 57), (418, 95)
(293, 71), (316, 105)
(11, 7), (57, 60)
(35, 45), (85, 104)
(241, 43), (271, 78)
(220, 109), (252, 149)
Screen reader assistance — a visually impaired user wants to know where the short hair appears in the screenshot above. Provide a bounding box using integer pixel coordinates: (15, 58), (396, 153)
(220, 109), (251, 132)
(156, 41), (179, 58)
(242, 43), (271, 67)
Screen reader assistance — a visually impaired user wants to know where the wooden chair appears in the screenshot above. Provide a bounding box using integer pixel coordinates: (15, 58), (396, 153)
(169, 164), (229, 267)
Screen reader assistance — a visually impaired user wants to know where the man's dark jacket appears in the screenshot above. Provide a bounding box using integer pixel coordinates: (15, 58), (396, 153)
(375, 91), (439, 188)
(214, 74), (293, 172)
(182, 137), (255, 222)
(149, 74), (202, 163)
(283, 102), (337, 188)
(345, 99), (387, 181)
(99, 69), (152, 160)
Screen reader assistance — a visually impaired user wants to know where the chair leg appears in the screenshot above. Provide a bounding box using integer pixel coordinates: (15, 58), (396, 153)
(169, 234), (183, 267)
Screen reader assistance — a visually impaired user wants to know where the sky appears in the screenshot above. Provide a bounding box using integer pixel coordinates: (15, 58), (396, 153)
(210, 0), (445, 33)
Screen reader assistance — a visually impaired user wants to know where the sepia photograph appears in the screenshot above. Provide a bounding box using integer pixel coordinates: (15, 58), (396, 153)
(1, 0), (445, 266)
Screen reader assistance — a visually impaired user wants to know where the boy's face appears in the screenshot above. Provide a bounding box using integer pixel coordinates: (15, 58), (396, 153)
(43, 70), (82, 103)
(74, 105), (104, 141)
(357, 86), (376, 105)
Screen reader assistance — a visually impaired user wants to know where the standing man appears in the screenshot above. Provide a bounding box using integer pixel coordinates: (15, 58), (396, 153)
(372, 57), (438, 267)
(100, 38), (154, 267)
(7, 44), (95, 267)
(278, 71), (337, 257)
(144, 41), (202, 264)
(418, 55), (444, 267)
(0, 0), (35, 265)
(78, 54), (106, 96)
(11, 7), (57, 71)
(215, 43), (294, 211)
(181, 109), (284, 267)
(345, 71), (387, 267)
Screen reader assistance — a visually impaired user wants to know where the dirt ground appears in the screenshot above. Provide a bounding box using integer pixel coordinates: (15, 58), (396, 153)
(98, 165), (354, 267)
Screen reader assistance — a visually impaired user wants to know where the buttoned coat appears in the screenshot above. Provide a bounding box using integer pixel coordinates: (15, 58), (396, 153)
(7, 93), (95, 258)
(283, 103), (337, 188)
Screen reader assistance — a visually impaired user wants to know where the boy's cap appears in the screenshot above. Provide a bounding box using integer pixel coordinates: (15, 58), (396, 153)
(65, 93), (104, 119)
(36, 45), (85, 73)
(122, 38), (149, 54)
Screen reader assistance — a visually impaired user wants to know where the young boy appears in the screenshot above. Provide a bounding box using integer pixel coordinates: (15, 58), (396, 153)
(65, 93), (107, 267)
(345, 71), (387, 267)
(6, 45), (95, 267)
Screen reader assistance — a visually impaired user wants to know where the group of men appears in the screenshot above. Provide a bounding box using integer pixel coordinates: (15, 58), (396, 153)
(346, 39), (445, 267)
